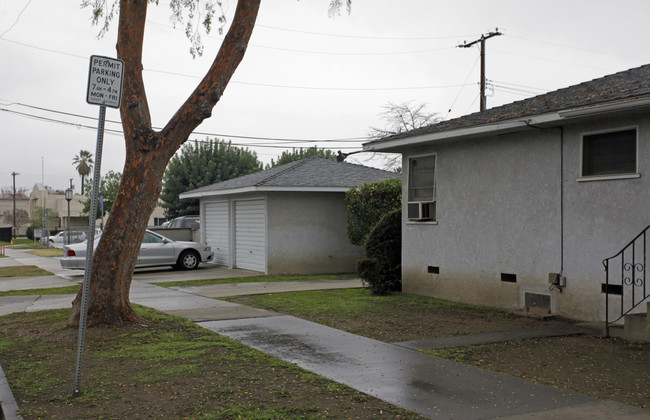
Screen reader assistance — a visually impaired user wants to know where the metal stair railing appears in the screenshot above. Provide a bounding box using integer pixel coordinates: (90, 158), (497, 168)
(602, 225), (649, 337)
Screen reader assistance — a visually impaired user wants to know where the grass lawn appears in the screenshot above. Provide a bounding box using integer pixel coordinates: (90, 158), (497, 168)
(0, 238), (34, 246)
(1, 238), (42, 249)
(27, 248), (63, 257)
(0, 265), (53, 278)
(0, 306), (423, 419)
(0, 285), (80, 296)
(151, 273), (357, 288)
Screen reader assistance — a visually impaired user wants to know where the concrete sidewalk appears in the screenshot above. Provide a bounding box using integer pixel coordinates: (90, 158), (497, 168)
(1, 248), (648, 419)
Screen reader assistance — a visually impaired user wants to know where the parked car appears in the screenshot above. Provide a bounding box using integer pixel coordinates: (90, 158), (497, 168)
(40, 229), (102, 247)
(60, 230), (213, 270)
(167, 215), (200, 229)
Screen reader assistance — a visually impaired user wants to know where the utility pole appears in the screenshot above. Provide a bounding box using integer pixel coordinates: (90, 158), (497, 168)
(11, 172), (19, 239)
(459, 29), (502, 112)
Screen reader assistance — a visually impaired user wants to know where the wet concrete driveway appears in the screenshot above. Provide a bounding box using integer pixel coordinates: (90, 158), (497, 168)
(200, 316), (641, 420)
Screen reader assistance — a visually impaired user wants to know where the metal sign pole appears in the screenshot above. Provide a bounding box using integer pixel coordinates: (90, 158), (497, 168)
(73, 54), (124, 397)
(73, 104), (106, 397)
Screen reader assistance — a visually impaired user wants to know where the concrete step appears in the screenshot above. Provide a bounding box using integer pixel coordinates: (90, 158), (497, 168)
(608, 301), (649, 342)
(623, 313), (649, 342)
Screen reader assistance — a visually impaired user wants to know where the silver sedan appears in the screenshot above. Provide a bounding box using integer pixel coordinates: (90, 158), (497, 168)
(60, 230), (213, 270)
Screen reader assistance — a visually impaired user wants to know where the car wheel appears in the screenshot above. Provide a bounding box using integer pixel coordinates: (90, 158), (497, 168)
(177, 250), (200, 270)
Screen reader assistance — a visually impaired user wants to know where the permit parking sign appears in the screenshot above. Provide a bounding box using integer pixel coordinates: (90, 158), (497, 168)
(86, 55), (124, 108)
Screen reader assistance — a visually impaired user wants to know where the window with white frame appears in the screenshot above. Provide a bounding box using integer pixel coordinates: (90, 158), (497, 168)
(582, 128), (637, 177)
(407, 155), (436, 221)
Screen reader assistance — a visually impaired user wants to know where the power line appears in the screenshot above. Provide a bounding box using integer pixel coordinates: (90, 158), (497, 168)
(250, 43), (454, 57)
(491, 48), (618, 72)
(256, 23), (476, 41)
(0, 37), (470, 92)
(507, 34), (643, 61)
(0, 37), (88, 59)
(142, 67), (471, 91)
(0, 105), (366, 149)
(148, 19), (459, 57)
(0, 0), (32, 38)
(444, 54), (480, 119)
(491, 81), (546, 97)
(491, 80), (546, 93)
(4, 101), (368, 142)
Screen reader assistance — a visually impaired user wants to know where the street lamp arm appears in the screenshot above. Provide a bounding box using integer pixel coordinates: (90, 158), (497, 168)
(336, 150), (363, 163)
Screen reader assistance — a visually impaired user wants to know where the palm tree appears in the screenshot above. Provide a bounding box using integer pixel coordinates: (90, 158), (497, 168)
(72, 150), (94, 194)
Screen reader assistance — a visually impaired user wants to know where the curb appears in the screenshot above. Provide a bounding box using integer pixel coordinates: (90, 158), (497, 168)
(0, 365), (23, 420)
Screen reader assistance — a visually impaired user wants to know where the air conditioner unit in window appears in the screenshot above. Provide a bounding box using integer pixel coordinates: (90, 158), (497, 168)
(407, 202), (435, 221)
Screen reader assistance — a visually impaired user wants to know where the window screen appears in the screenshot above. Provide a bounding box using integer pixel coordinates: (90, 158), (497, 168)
(582, 129), (636, 176)
(408, 155), (435, 201)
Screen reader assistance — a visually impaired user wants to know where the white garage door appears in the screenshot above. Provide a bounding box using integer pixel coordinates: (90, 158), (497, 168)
(204, 201), (229, 266)
(235, 198), (266, 272)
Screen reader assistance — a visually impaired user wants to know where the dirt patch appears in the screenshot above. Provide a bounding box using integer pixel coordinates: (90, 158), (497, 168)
(229, 293), (574, 343)
(429, 335), (650, 410)
(325, 306), (570, 343)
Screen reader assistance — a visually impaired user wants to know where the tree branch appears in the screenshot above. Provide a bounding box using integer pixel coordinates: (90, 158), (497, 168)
(163, 0), (261, 149)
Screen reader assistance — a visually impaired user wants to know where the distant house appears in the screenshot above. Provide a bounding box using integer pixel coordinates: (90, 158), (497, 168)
(364, 65), (650, 323)
(180, 157), (400, 275)
(30, 184), (87, 232)
(29, 184), (167, 234)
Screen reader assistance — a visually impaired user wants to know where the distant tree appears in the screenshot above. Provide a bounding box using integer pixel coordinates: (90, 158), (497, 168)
(161, 139), (262, 218)
(266, 147), (336, 169)
(368, 101), (441, 171)
(369, 101), (440, 138)
(28, 206), (59, 230)
(82, 171), (122, 218)
(0, 187), (28, 199)
(345, 178), (401, 246)
(72, 150), (94, 195)
(2, 209), (29, 233)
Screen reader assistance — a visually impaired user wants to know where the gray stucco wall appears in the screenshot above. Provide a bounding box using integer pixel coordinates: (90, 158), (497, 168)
(560, 114), (649, 321)
(402, 130), (562, 314)
(401, 112), (649, 322)
(266, 191), (363, 275)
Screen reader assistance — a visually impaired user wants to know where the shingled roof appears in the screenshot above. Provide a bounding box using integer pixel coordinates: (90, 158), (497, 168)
(180, 157), (400, 198)
(366, 64), (650, 146)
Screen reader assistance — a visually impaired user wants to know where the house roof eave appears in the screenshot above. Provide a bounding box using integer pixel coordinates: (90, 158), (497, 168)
(180, 185), (352, 200)
(363, 118), (538, 152)
(364, 95), (650, 153)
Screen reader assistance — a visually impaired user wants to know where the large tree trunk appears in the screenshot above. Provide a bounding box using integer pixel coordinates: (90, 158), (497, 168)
(69, 0), (261, 327)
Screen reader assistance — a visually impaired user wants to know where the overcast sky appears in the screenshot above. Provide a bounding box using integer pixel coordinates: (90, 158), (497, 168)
(2, 0), (650, 192)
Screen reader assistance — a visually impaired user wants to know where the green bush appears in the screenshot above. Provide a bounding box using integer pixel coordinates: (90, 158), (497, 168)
(357, 209), (402, 295)
(345, 178), (401, 246)
(356, 258), (380, 293)
(26, 226), (34, 241)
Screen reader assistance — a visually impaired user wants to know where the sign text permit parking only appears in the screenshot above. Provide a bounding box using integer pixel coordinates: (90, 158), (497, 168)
(86, 55), (124, 108)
